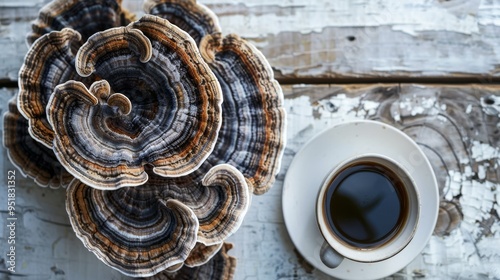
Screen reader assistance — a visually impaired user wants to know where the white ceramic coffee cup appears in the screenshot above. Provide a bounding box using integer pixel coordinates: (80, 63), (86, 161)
(316, 154), (420, 268)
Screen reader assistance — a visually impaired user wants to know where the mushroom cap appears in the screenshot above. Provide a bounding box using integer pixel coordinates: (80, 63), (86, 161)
(144, 0), (221, 46)
(66, 181), (199, 277)
(156, 33), (287, 196)
(18, 28), (88, 148)
(142, 243), (236, 280)
(161, 242), (224, 273)
(3, 95), (73, 188)
(147, 164), (250, 245)
(161, 263), (185, 274)
(47, 16), (223, 189)
(20, 0), (135, 147)
(27, 0), (132, 46)
(66, 164), (249, 276)
(144, 2), (286, 194)
(199, 33), (287, 195)
(142, 241), (224, 275)
(185, 242), (224, 268)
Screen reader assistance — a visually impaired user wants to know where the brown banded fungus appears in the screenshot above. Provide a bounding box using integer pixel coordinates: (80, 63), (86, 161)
(143, 0), (286, 195)
(47, 16), (223, 189)
(19, 0), (134, 148)
(128, 33), (287, 196)
(27, 0), (133, 46)
(18, 28), (88, 148)
(144, 0), (221, 46)
(156, 242), (224, 273)
(199, 33), (286, 195)
(8, 0), (134, 189)
(66, 164), (249, 276)
(154, 164), (250, 245)
(3, 96), (72, 188)
(66, 180), (199, 277)
(142, 243), (237, 280)
(185, 242), (224, 268)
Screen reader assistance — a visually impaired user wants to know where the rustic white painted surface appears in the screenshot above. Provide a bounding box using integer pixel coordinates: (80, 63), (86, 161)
(1, 0), (500, 80)
(203, 0), (500, 78)
(1, 84), (500, 279)
(1, 0), (500, 279)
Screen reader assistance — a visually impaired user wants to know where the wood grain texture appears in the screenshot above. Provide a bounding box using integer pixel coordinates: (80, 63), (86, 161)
(1, 0), (500, 279)
(2, 0), (500, 82)
(2, 84), (500, 279)
(203, 0), (500, 80)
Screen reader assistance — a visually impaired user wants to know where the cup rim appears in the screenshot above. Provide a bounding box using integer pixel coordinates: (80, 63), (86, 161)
(316, 153), (421, 263)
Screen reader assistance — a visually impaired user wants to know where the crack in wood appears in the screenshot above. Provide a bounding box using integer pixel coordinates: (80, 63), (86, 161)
(3, 76), (500, 89)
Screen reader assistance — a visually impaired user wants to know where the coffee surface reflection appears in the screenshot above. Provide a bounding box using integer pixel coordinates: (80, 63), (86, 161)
(324, 162), (409, 249)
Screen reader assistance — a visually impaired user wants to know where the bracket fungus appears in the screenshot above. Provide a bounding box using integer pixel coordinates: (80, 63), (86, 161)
(185, 242), (224, 268)
(19, 0), (134, 148)
(67, 179), (199, 277)
(3, 96), (72, 188)
(153, 243), (224, 274)
(144, 0), (221, 45)
(144, 0), (286, 195)
(18, 28), (88, 148)
(47, 16), (223, 189)
(142, 243), (236, 280)
(66, 164), (249, 276)
(155, 164), (250, 245)
(27, 0), (133, 46)
(198, 33), (286, 195)
(8, 0), (287, 277)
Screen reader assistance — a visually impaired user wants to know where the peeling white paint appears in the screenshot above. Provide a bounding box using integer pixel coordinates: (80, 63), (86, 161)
(398, 96), (442, 117)
(284, 93), (381, 154)
(477, 164), (486, 180)
(316, 93), (381, 120)
(480, 95), (500, 117)
(466, 104), (473, 114)
(432, 110), (500, 279)
(437, 115), (448, 123)
(202, 0), (486, 36)
(478, 2), (500, 27)
(432, 168), (499, 278)
(196, 0), (500, 78)
(3, 0), (500, 81)
(438, 129), (500, 278)
(471, 140), (499, 161)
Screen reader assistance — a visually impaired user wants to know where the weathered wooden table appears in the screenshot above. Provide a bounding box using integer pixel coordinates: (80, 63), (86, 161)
(1, 1), (499, 279)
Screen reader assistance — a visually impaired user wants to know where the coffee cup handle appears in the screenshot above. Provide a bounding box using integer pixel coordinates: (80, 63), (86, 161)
(320, 241), (344, 268)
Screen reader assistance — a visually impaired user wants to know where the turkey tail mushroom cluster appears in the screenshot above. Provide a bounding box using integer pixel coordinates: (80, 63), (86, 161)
(67, 179), (200, 277)
(142, 243), (237, 280)
(66, 164), (249, 276)
(27, 0), (134, 46)
(199, 33), (286, 195)
(144, 0), (221, 45)
(4, 0), (286, 278)
(47, 16), (223, 189)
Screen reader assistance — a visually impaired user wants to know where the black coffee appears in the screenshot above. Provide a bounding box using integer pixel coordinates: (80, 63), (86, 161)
(324, 161), (408, 248)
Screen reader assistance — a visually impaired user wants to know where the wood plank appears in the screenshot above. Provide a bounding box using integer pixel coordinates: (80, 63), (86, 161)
(1, 84), (499, 279)
(205, 0), (500, 80)
(0, 3), (39, 82)
(1, 0), (500, 82)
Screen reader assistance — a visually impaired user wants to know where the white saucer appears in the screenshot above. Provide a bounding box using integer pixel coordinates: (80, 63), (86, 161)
(282, 120), (439, 280)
